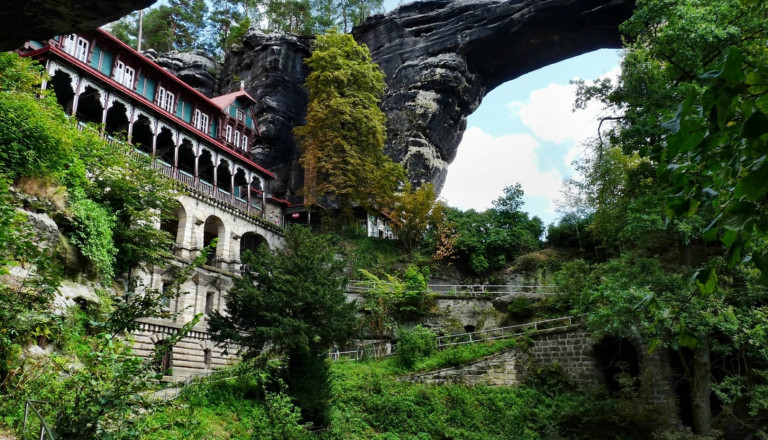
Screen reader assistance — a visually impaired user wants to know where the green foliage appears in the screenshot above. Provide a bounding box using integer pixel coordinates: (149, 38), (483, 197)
(390, 183), (447, 252)
(444, 184), (542, 275)
(294, 31), (405, 215)
(69, 191), (118, 279)
(409, 338), (520, 373)
(358, 266), (433, 341)
(393, 325), (436, 369)
(209, 226), (356, 426)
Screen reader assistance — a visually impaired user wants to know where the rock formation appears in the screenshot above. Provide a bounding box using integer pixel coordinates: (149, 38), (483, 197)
(0, 0), (156, 51)
(220, 30), (313, 199)
(353, 0), (635, 191)
(150, 50), (220, 98)
(220, 0), (634, 197)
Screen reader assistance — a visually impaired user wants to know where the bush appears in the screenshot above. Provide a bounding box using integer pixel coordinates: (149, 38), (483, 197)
(394, 325), (436, 369)
(507, 297), (534, 321)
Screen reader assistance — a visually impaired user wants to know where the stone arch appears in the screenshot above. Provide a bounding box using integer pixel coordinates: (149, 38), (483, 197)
(202, 215), (226, 264)
(131, 114), (154, 155)
(593, 337), (641, 393)
(160, 201), (186, 246)
(240, 231), (269, 261)
(104, 99), (129, 137)
(49, 69), (75, 113)
(75, 85), (103, 124)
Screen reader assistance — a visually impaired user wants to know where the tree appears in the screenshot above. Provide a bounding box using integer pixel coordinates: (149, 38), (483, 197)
(444, 185), (542, 275)
(169, 0), (209, 51)
(568, 0), (768, 434)
(390, 183), (446, 252)
(208, 226), (357, 426)
(294, 31), (404, 217)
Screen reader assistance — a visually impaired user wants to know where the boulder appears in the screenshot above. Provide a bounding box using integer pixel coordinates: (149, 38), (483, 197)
(0, 0), (156, 50)
(155, 50), (220, 98)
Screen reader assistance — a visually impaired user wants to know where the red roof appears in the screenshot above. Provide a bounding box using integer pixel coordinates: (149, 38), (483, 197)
(210, 89), (258, 109)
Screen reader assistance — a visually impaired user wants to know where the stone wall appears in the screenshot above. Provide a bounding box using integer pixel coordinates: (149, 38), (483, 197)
(406, 325), (677, 408)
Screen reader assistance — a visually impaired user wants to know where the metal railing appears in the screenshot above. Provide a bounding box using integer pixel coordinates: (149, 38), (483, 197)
(436, 315), (584, 349)
(345, 281), (559, 297)
(23, 400), (55, 440)
(329, 315), (584, 362)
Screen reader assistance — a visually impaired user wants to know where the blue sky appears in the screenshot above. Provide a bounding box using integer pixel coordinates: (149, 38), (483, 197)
(440, 50), (622, 226)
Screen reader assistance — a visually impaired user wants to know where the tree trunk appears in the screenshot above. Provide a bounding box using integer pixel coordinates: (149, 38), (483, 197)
(691, 344), (712, 435)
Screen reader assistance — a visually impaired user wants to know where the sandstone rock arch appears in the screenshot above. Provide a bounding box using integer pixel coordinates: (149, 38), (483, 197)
(224, 0), (635, 197)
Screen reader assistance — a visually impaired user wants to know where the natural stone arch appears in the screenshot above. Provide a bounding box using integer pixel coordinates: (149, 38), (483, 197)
(222, 0), (634, 196)
(75, 85), (103, 124)
(49, 68), (76, 114)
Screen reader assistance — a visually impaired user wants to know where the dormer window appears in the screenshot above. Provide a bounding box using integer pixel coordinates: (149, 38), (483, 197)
(225, 125), (232, 143)
(237, 109), (245, 122)
(193, 109), (209, 132)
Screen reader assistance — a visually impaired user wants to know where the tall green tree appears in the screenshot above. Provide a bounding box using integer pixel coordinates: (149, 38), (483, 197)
(294, 31), (404, 216)
(568, 0), (768, 434)
(208, 226), (356, 426)
(169, 0), (209, 51)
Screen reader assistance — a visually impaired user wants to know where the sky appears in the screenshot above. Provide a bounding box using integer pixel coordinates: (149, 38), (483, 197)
(439, 50), (622, 226)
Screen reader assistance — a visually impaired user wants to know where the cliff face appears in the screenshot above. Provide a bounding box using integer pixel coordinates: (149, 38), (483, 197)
(220, 30), (313, 199)
(218, 0), (633, 197)
(0, 0), (156, 50)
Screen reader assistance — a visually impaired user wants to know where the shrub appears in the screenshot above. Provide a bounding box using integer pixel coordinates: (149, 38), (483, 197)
(394, 325), (436, 369)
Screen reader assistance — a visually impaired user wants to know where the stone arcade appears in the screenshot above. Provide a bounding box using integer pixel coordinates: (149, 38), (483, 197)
(19, 29), (287, 378)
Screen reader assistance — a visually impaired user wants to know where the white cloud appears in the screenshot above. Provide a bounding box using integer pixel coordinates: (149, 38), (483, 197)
(442, 66), (622, 224)
(440, 127), (564, 214)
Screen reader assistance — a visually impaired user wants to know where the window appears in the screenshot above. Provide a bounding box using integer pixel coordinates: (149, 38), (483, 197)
(237, 109), (245, 121)
(123, 65), (135, 88)
(161, 282), (171, 308)
(75, 37), (89, 62)
(234, 131), (241, 149)
(203, 349), (212, 369)
(241, 135), (248, 151)
(114, 60), (124, 83)
(205, 292), (215, 316)
(115, 61), (136, 88)
(225, 125), (232, 142)
(63, 34), (77, 55)
(193, 109), (209, 132)
(156, 87), (175, 113)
